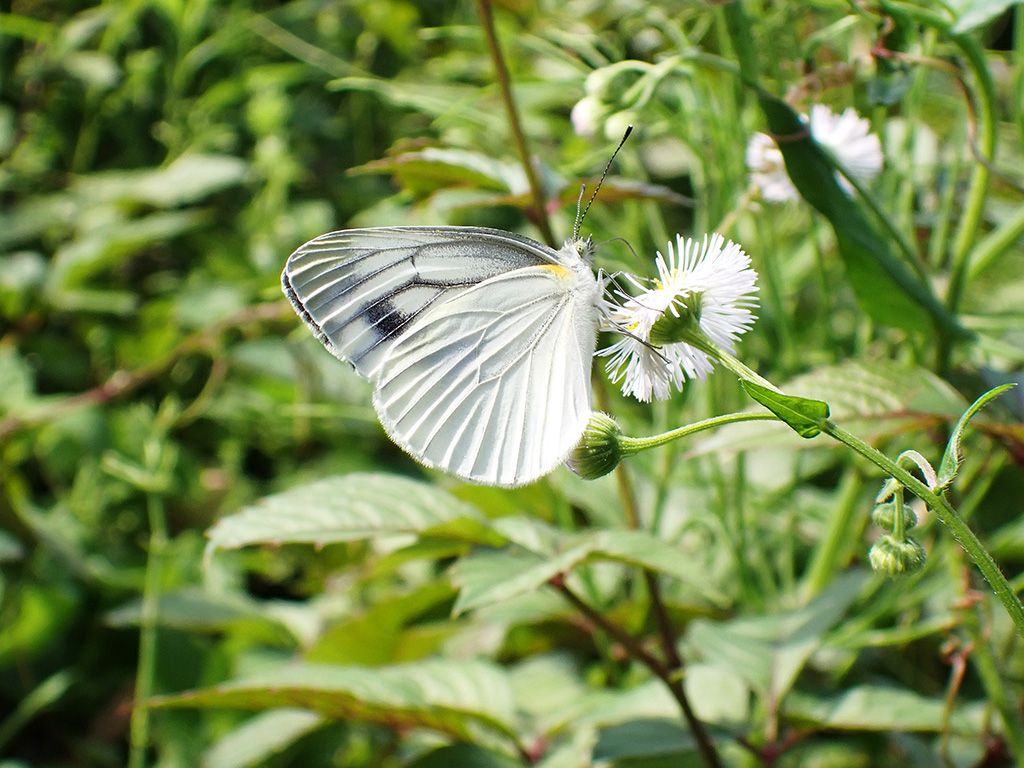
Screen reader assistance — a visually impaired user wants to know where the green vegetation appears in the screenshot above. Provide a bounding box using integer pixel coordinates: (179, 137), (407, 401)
(2, 1), (1024, 766)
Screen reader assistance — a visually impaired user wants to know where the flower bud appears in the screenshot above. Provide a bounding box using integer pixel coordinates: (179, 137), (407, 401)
(869, 535), (926, 577)
(566, 412), (624, 480)
(871, 500), (917, 531)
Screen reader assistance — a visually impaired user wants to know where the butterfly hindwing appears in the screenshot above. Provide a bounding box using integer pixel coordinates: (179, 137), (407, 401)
(372, 264), (598, 487)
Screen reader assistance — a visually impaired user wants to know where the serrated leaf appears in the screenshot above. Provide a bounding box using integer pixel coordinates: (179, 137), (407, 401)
(786, 684), (987, 733)
(451, 528), (726, 615)
(756, 93), (967, 339)
(151, 659), (519, 747)
(206, 473), (502, 552)
(741, 380), (829, 438)
(694, 360), (967, 455)
(202, 709), (325, 768)
(937, 384), (1015, 490)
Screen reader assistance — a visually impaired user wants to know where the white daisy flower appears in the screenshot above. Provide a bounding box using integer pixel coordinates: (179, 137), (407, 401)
(746, 104), (883, 202)
(600, 233), (759, 402)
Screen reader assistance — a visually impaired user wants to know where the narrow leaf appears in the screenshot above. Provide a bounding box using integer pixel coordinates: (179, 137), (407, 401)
(756, 93), (968, 339)
(937, 383), (1016, 490)
(202, 709), (325, 768)
(741, 381), (829, 438)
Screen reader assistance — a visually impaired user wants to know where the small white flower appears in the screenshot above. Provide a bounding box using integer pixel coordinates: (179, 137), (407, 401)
(746, 104), (883, 202)
(600, 233), (759, 402)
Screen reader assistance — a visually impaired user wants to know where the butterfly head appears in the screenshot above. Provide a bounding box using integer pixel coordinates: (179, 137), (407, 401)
(566, 234), (595, 265)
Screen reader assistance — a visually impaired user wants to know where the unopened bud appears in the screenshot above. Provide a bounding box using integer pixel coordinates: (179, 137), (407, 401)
(869, 535), (926, 577)
(871, 500), (917, 531)
(566, 413), (624, 480)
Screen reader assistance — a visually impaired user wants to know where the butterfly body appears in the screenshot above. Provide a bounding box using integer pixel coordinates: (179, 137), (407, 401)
(282, 226), (602, 487)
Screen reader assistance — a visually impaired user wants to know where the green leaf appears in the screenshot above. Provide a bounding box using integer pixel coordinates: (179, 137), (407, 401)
(72, 153), (248, 208)
(740, 380), (829, 438)
(202, 709), (326, 768)
(0, 347), (36, 418)
(304, 582), (456, 665)
(151, 659), (520, 746)
(948, 0), (1023, 33)
(937, 383), (1016, 490)
(406, 744), (523, 768)
(696, 360), (967, 455)
(756, 93), (968, 339)
(687, 571), (867, 701)
(786, 684), (987, 733)
(350, 148), (527, 195)
(205, 473), (502, 552)
(593, 719), (698, 764)
(0, 531), (24, 564)
(451, 528), (727, 615)
(105, 589), (298, 646)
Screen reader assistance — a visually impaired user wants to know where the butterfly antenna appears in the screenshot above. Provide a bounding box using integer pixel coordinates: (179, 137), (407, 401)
(574, 124), (633, 239)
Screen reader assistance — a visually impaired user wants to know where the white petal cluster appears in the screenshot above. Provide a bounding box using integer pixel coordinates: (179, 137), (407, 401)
(746, 105), (883, 202)
(601, 234), (759, 402)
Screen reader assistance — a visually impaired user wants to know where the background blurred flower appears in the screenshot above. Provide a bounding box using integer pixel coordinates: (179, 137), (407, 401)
(746, 104), (883, 202)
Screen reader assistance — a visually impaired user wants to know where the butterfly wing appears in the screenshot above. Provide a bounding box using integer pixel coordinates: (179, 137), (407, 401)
(372, 263), (599, 487)
(282, 227), (562, 380)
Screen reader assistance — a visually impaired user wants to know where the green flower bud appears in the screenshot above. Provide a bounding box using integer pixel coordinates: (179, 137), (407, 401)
(566, 412), (624, 480)
(869, 535), (926, 577)
(648, 292), (703, 347)
(871, 500), (917, 531)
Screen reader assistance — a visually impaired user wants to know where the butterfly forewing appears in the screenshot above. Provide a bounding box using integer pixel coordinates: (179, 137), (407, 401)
(282, 227), (560, 380)
(282, 226), (601, 487)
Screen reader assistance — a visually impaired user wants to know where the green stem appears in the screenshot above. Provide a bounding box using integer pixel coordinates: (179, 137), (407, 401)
(475, 0), (557, 248)
(620, 411), (778, 454)
(885, 3), (997, 369)
(719, 0), (760, 86)
(684, 329), (1024, 637)
(821, 420), (1024, 638)
(128, 494), (168, 768)
(801, 469), (865, 598)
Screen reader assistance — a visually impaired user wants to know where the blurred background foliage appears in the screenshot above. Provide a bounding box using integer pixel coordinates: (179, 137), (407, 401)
(1, 0), (1024, 767)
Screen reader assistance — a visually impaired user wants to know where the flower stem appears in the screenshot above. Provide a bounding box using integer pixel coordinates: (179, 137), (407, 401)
(691, 329), (1024, 637)
(620, 411), (778, 454)
(821, 420), (1024, 637)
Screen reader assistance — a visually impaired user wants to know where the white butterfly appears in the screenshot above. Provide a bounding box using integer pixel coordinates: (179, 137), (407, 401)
(282, 226), (604, 487)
